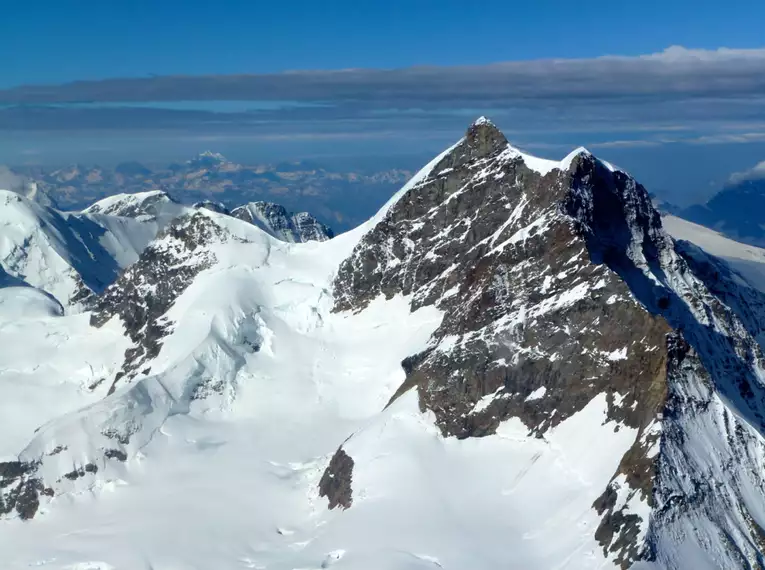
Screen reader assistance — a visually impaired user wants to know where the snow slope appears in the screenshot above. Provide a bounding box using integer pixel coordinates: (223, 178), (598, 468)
(0, 189), (188, 311)
(0, 294), (129, 459)
(0, 190), (118, 309)
(664, 214), (765, 293)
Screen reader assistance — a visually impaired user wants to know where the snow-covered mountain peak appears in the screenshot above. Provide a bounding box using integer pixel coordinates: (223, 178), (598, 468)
(0, 190), (127, 309)
(192, 199), (229, 214)
(332, 119), (765, 567)
(83, 190), (183, 220)
(561, 145), (592, 167)
(186, 150), (230, 169)
(198, 150), (227, 162)
(457, 114), (509, 163)
(471, 115), (494, 127)
(453, 117), (620, 178)
(231, 200), (334, 243)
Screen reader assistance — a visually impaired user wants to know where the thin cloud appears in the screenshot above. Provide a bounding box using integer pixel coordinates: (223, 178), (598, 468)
(0, 166), (26, 191)
(588, 139), (665, 149)
(0, 46), (764, 149)
(1, 46), (764, 104)
(729, 160), (765, 183)
(589, 132), (765, 149)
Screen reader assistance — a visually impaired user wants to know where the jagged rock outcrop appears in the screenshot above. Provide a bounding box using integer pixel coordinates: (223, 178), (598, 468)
(319, 447), (354, 510)
(0, 460), (51, 520)
(231, 201), (333, 243)
(90, 212), (226, 391)
(193, 200), (230, 214)
(335, 119), (668, 438)
(331, 118), (765, 567)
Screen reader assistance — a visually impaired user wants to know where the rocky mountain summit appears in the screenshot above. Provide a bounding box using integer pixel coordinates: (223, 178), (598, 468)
(1, 118), (765, 569)
(333, 117), (765, 568)
(84, 189), (183, 220)
(230, 201), (334, 242)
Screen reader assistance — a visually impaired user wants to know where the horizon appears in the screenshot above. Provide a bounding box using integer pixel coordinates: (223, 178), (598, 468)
(2, 1), (765, 205)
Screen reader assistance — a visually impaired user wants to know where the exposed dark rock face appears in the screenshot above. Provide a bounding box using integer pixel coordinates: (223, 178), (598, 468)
(335, 121), (669, 439)
(231, 201), (334, 243)
(104, 449), (128, 462)
(319, 447), (354, 510)
(193, 200), (230, 215)
(673, 238), (765, 348)
(61, 463), (98, 482)
(331, 118), (765, 566)
(90, 212), (223, 390)
(0, 460), (49, 520)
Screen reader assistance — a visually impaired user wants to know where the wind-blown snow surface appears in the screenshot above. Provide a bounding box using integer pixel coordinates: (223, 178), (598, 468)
(3, 122), (765, 569)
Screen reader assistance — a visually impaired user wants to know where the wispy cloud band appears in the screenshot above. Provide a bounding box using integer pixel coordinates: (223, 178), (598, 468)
(1, 46), (764, 150)
(2, 46), (765, 104)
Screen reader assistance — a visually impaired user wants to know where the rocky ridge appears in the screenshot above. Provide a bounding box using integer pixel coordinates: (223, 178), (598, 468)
(331, 118), (765, 567)
(230, 201), (334, 243)
(89, 212), (230, 392)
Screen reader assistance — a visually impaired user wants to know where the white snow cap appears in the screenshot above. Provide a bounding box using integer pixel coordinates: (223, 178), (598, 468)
(560, 147), (593, 170)
(470, 117), (620, 175)
(471, 116), (496, 128)
(198, 150), (228, 162)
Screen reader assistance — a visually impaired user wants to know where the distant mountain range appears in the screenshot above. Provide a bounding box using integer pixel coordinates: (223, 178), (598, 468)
(651, 171), (765, 248)
(678, 177), (765, 247)
(10, 152), (413, 232)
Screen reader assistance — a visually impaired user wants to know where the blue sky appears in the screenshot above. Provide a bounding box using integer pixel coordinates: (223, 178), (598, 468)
(2, 0), (765, 204)
(4, 0), (765, 85)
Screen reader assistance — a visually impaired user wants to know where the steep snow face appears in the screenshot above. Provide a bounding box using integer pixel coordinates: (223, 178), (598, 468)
(664, 214), (765, 294)
(0, 189), (189, 311)
(0, 287), (62, 319)
(0, 190), (128, 309)
(81, 190), (190, 266)
(22, 182), (59, 209)
(231, 201), (334, 242)
(3, 119), (765, 570)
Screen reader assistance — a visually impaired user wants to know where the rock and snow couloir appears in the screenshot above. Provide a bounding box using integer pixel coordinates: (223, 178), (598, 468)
(1, 118), (765, 569)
